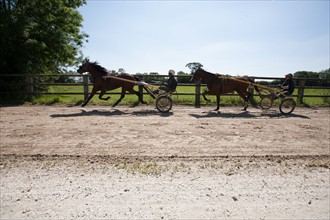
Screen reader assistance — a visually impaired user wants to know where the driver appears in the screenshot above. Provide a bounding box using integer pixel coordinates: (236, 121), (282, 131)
(159, 69), (177, 93)
(280, 73), (295, 96)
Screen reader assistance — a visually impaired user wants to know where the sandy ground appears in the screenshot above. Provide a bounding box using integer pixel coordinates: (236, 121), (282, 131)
(0, 105), (329, 219)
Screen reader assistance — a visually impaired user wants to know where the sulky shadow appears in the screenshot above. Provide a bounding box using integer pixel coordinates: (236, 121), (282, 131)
(190, 111), (257, 119)
(260, 110), (310, 119)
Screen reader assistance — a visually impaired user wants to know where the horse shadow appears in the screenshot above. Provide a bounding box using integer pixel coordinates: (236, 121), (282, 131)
(190, 109), (310, 119)
(50, 109), (126, 118)
(131, 110), (173, 117)
(50, 108), (173, 118)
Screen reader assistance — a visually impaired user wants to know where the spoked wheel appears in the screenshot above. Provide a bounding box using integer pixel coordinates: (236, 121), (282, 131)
(279, 98), (296, 115)
(156, 95), (173, 113)
(259, 97), (274, 110)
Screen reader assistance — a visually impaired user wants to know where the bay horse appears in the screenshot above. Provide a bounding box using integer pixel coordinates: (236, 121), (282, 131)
(77, 59), (146, 107)
(191, 68), (255, 111)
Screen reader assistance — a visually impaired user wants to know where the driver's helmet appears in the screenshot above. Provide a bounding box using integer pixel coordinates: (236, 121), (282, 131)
(169, 70), (175, 76)
(285, 73), (293, 79)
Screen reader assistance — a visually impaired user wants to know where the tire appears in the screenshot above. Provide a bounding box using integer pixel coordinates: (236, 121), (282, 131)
(259, 97), (273, 110)
(156, 95), (172, 113)
(279, 98), (296, 115)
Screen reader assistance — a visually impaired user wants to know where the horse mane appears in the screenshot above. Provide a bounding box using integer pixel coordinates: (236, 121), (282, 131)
(197, 68), (224, 77)
(199, 68), (252, 81)
(90, 61), (109, 75)
(198, 68), (214, 75)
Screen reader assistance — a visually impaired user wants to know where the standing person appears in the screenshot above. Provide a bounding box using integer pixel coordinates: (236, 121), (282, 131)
(159, 69), (177, 93)
(280, 73), (295, 96)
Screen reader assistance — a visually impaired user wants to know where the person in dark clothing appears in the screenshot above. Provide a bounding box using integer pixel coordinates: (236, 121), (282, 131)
(280, 73), (295, 96)
(159, 69), (177, 93)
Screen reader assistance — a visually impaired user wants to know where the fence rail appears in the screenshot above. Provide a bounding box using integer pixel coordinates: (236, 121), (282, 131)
(1, 74), (329, 106)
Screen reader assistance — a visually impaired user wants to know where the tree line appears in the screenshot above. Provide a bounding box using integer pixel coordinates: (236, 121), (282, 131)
(0, 1), (329, 102)
(260, 69), (330, 87)
(135, 67), (330, 86)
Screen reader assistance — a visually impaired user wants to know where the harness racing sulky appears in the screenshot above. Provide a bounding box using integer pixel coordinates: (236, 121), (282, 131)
(191, 67), (296, 115)
(77, 59), (174, 113)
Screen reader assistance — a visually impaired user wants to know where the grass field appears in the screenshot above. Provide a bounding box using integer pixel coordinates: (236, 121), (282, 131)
(31, 85), (330, 107)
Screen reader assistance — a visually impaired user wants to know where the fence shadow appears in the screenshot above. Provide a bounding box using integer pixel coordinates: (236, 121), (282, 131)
(50, 109), (173, 118)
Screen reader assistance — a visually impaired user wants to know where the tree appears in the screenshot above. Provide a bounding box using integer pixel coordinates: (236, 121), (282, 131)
(318, 68), (330, 87)
(118, 68), (125, 74)
(0, 0), (88, 100)
(137, 72), (165, 83)
(294, 71), (319, 86)
(177, 71), (191, 83)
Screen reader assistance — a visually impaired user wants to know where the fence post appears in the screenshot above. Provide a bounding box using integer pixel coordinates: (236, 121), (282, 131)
(138, 84), (144, 102)
(83, 74), (89, 101)
(26, 75), (33, 100)
(297, 79), (305, 104)
(195, 79), (201, 108)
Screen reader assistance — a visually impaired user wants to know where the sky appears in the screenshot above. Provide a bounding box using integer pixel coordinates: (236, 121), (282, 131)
(78, 0), (329, 77)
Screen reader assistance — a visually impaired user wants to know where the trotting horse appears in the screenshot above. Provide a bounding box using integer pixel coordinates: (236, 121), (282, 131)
(77, 59), (146, 107)
(191, 67), (254, 111)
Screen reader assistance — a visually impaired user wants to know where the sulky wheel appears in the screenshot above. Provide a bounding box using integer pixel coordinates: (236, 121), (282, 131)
(279, 98), (296, 115)
(259, 96), (273, 110)
(156, 95), (173, 113)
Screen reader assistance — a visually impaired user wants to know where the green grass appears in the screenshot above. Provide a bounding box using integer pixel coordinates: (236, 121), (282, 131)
(30, 85), (330, 107)
(300, 88), (330, 106)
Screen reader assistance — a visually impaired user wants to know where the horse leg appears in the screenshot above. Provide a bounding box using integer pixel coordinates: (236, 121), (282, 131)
(214, 94), (220, 111)
(126, 87), (147, 105)
(236, 90), (249, 111)
(112, 90), (125, 107)
(202, 91), (211, 102)
(133, 90), (147, 104)
(81, 89), (97, 107)
(98, 90), (111, 101)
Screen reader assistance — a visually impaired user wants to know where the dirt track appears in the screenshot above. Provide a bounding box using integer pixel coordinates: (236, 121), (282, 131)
(1, 105), (329, 158)
(1, 105), (329, 219)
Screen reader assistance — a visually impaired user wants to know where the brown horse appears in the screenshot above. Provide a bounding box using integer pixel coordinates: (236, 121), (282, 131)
(191, 68), (254, 111)
(77, 59), (146, 107)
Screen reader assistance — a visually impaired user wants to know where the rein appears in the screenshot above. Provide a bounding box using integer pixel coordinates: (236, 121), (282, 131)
(217, 75), (275, 94)
(197, 69), (275, 94)
(103, 75), (148, 86)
